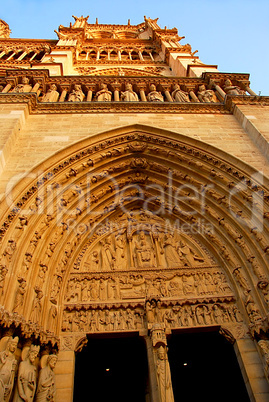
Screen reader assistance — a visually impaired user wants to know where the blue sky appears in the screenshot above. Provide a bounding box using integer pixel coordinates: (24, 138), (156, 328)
(1, 0), (269, 95)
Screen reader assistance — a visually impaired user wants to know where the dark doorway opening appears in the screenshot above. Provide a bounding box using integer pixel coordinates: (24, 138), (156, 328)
(73, 334), (149, 402)
(168, 329), (250, 402)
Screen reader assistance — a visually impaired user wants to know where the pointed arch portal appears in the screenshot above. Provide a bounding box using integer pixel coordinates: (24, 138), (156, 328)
(0, 124), (269, 401)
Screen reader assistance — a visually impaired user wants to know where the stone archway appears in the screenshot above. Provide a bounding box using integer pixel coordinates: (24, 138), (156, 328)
(0, 124), (269, 401)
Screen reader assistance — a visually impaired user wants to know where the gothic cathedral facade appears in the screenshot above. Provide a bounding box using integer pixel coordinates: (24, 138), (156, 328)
(0, 15), (269, 402)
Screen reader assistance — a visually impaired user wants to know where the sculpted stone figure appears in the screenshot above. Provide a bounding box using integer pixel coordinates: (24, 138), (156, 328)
(0, 266), (8, 297)
(197, 84), (215, 103)
(101, 237), (116, 270)
(115, 234), (127, 270)
(0, 336), (19, 401)
(68, 84), (85, 102)
(13, 344), (40, 402)
(223, 79), (244, 95)
(96, 83), (112, 101)
(177, 240), (204, 265)
(35, 354), (57, 402)
(12, 278), (27, 314)
(11, 77), (32, 93)
(120, 83), (139, 101)
(147, 84), (164, 102)
(156, 346), (174, 402)
(133, 231), (156, 268)
(171, 84), (190, 102)
(29, 288), (43, 323)
(87, 250), (99, 271)
(42, 84), (59, 102)
(162, 233), (182, 267)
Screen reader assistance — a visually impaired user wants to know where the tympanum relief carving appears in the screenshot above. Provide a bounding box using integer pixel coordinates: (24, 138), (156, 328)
(61, 213), (246, 337)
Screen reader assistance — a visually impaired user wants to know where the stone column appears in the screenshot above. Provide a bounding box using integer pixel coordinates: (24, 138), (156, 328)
(59, 85), (69, 102)
(244, 86), (257, 96)
(31, 82), (40, 93)
(137, 84), (147, 102)
(111, 82), (121, 101)
(189, 90), (199, 102)
(2, 83), (12, 93)
(210, 79), (226, 99)
(234, 336), (269, 401)
(85, 85), (95, 102)
(144, 334), (161, 402)
(148, 324), (175, 402)
(162, 85), (173, 102)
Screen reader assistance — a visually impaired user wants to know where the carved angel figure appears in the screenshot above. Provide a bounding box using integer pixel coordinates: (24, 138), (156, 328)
(162, 233), (182, 267)
(0, 336), (19, 401)
(35, 354), (57, 402)
(13, 345), (40, 402)
(115, 234), (127, 270)
(177, 240), (204, 266)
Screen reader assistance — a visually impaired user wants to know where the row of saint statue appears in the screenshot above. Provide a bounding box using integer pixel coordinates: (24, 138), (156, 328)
(1, 77), (245, 103)
(0, 336), (57, 402)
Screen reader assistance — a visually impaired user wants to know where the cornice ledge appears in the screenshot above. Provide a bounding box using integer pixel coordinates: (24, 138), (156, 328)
(0, 96), (228, 114)
(0, 92), (37, 112)
(225, 94), (269, 111)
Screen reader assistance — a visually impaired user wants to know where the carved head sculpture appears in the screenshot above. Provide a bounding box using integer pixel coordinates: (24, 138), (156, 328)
(126, 83), (133, 90)
(199, 85), (206, 92)
(28, 344), (40, 364)
(21, 77), (30, 85)
(157, 345), (165, 360)
(173, 84), (180, 90)
(47, 354), (58, 370)
(224, 79), (232, 87)
(149, 84), (157, 92)
(7, 336), (19, 353)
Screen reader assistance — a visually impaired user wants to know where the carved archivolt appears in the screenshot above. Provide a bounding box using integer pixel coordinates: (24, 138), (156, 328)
(0, 125), (268, 342)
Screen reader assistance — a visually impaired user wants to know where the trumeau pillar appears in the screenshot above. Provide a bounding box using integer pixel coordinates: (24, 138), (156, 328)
(148, 324), (175, 402)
